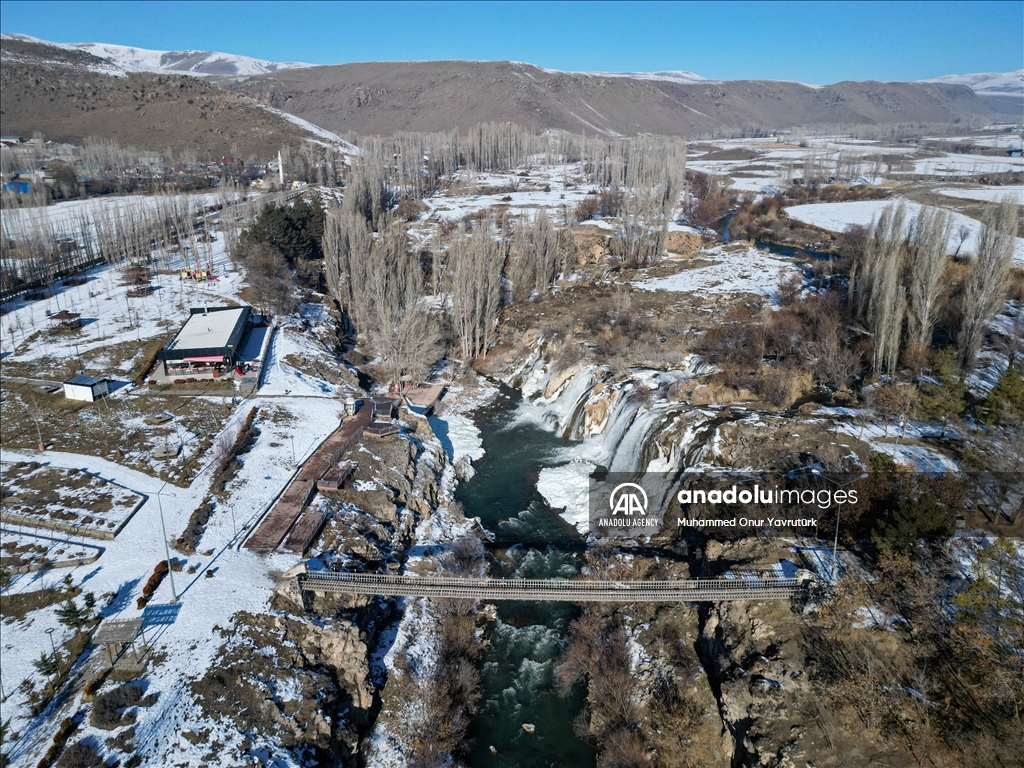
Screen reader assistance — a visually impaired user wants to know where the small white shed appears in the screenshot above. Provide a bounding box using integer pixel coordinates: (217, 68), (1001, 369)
(63, 375), (109, 402)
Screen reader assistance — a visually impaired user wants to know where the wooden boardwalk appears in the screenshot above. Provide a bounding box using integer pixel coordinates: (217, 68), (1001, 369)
(299, 572), (806, 602)
(281, 511), (328, 555)
(245, 405), (372, 552)
(402, 383), (444, 415)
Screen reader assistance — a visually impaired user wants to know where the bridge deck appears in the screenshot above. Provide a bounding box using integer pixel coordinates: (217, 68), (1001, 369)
(299, 572), (803, 602)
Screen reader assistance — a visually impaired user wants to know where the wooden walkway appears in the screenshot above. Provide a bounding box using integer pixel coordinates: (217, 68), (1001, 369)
(299, 572), (806, 602)
(245, 405), (372, 552)
(402, 383), (444, 415)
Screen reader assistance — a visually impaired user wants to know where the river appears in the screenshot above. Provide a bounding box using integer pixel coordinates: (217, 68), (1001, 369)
(456, 384), (597, 767)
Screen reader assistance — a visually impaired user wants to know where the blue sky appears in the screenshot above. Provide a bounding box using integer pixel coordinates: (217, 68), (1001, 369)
(1, 1), (1021, 82)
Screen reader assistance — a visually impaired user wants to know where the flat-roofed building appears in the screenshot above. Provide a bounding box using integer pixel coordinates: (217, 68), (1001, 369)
(63, 375), (109, 402)
(158, 305), (251, 377)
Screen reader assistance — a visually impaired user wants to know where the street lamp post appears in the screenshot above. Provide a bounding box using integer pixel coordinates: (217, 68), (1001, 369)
(44, 627), (59, 680)
(812, 470), (869, 582)
(44, 627), (57, 658)
(154, 483), (178, 603)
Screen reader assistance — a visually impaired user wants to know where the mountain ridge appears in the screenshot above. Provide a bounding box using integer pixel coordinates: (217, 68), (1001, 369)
(235, 59), (1003, 137)
(0, 35), (345, 156)
(1, 32), (1017, 147)
(4, 32), (1019, 93)
(0, 33), (314, 77)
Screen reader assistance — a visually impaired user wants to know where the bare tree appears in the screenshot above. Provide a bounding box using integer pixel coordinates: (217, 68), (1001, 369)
(323, 206), (373, 324)
(363, 223), (443, 383)
(862, 204), (908, 374)
(446, 222), (503, 361)
(957, 199), (1017, 370)
(814, 310), (861, 392)
(906, 207), (952, 349)
(952, 224), (971, 260)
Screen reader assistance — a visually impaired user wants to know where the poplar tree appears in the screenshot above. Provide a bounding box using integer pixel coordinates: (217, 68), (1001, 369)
(957, 199), (1017, 370)
(906, 207), (952, 349)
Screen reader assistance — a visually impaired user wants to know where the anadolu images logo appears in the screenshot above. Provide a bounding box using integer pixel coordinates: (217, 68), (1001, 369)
(609, 483), (648, 516)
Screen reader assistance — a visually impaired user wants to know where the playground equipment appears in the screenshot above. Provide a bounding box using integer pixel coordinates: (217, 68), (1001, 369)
(179, 267), (219, 282)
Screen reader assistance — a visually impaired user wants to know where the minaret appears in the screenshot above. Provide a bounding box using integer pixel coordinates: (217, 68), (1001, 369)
(278, 150), (284, 185)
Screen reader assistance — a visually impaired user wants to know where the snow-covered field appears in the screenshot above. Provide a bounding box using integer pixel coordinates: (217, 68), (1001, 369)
(1, 252), (239, 366)
(0, 191), (233, 239)
(686, 131), (1023, 196)
(0, 461), (144, 537)
(911, 152), (1024, 177)
(937, 185), (1024, 204)
(0, 527), (103, 570)
(0, 203), (366, 766)
(785, 198), (1024, 265)
(423, 164), (591, 223)
(632, 245), (802, 299)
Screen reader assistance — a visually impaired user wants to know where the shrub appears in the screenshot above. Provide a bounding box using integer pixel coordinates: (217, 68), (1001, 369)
(574, 196), (600, 222)
(83, 675), (106, 698)
(394, 198), (428, 221)
(133, 336), (168, 386)
(90, 684), (142, 730)
(174, 496), (216, 553)
(53, 742), (101, 768)
(756, 364), (810, 407)
(141, 561), (167, 598)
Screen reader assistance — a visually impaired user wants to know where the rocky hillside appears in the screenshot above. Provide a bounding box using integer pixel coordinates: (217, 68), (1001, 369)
(237, 59), (998, 137)
(1, 33), (1004, 149)
(0, 36), (326, 156)
(919, 69), (1024, 116)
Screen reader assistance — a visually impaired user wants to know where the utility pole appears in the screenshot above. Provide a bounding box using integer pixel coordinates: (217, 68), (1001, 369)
(26, 395), (45, 451)
(813, 470), (868, 582)
(154, 483), (178, 603)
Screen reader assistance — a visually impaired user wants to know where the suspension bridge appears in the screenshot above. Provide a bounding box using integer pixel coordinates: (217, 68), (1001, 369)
(297, 571), (807, 602)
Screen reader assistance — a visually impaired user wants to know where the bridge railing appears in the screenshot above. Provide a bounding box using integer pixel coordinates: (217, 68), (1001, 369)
(298, 571), (804, 591)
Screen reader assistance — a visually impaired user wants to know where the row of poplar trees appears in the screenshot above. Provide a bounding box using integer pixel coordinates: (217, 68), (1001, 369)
(851, 197), (1018, 373)
(323, 124), (686, 382)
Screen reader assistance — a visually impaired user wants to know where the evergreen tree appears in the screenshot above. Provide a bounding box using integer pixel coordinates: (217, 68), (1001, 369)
(983, 364), (1024, 427)
(239, 198), (324, 266)
(872, 492), (954, 555)
(55, 599), (89, 636)
(919, 347), (966, 436)
(33, 651), (59, 678)
(951, 537), (1023, 645)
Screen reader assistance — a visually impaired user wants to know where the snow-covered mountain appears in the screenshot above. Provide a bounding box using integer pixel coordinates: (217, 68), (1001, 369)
(918, 70), (1024, 96)
(589, 70), (709, 85)
(1, 33), (312, 77)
